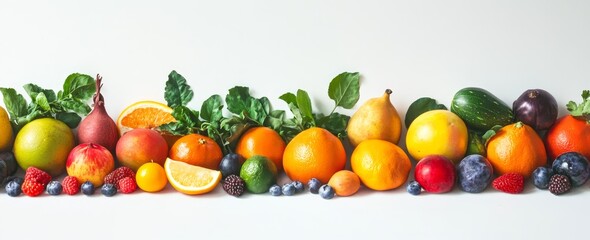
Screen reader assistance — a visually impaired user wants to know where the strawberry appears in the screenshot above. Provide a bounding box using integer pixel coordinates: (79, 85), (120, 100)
(492, 173), (524, 194)
(24, 167), (51, 185)
(62, 176), (80, 195)
(118, 177), (137, 194)
(21, 180), (45, 197)
(104, 167), (136, 189)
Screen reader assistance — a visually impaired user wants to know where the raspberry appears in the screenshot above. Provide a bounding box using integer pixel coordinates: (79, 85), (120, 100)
(118, 177), (137, 194)
(62, 176), (80, 195)
(21, 180), (45, 197)
(222, 175), (245, 197)
(492, 173), (524, 194)
(104, 167), (136, 189)
(24, 167), (51, 185)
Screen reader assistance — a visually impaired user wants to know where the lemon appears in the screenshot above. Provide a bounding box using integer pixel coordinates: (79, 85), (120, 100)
(13, 118), (75, 176)
(0, 107), (14, 152)
(240, 155), (277, 193)
(405, 110), (468, 164)
(164, 158), (221, 195)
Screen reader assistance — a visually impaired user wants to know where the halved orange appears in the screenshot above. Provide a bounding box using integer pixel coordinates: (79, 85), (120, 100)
(116, 101), (176, 135)
(164, 158), (222, 195)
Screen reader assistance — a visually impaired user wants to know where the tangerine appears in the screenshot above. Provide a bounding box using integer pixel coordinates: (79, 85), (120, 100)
(283, 127), (346, 183)
(487, 122), (547, 178)
(169, 133), (223, 170)
(545, 115), (590, 161)
(235, 127), (286, 171)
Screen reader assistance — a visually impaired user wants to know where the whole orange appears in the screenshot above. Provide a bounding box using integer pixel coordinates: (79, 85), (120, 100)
(169, 133), (223, 170)
(486, 122), (547, 178)
(283, 127), (346, 183)
(328, 170), (361, 197)
(545, 115), (590, 161)
(351, 139), (411, 191)
(235, 127), (286, 171)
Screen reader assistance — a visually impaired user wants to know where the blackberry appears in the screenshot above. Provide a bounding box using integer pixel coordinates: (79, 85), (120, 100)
(101, 184), (117, 197)
(548, 174), (571, 195)
(223, 175), (245, 197)
(81, 181), (95, 196)
(46, 181), (63, 196)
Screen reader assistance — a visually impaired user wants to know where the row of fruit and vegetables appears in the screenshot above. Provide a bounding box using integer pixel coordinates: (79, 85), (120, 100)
(0, 71), (588, 198)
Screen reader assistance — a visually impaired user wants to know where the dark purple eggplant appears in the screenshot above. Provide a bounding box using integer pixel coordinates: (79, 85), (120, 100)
(513, 89), (558, 130)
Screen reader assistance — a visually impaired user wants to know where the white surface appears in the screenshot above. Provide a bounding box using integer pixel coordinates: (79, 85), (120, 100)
(1, 1), (590, 239)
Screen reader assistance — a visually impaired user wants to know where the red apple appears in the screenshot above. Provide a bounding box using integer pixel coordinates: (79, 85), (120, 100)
(414, 155), (456, 193)
(116, 128), (168, 171)
(66, 143), (115, 186)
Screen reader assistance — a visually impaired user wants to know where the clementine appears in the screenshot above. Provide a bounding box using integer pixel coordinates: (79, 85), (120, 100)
(486, 122), (547, 178)
(235, 127), (286, 171)
(282, 127), (346, 183)
(169, 133), (223, 170)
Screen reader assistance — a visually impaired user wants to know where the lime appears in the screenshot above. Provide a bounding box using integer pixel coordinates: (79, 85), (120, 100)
(0, 107), (13, 152)
(13, 118), (75, 176)
(240, 155), (278, 194)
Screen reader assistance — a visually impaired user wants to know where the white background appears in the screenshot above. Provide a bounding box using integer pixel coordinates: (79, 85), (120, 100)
(1, 1), (590, 239)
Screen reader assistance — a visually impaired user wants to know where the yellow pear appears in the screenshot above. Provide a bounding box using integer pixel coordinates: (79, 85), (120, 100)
(346, 89), (402, 147)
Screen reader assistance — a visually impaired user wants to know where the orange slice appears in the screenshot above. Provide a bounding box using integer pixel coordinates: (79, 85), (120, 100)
(164, 158), (222, 195)
(116, 101), (175, 135)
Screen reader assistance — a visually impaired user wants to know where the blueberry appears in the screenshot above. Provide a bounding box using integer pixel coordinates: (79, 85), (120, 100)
(533, 167), (554, 189)
(319, 184), (335, 199)
(0, 152), (17, 176)
(81, 181), (95, 196)
(457, 154), (493, 193)
(406, 180), (422, 195)
(307, 178), (322, 194)
(282, 183), (296, 196)
(46, 181), (63, 195)
(269, 184), (282, 196)
(219, 153), (244, 179)
(552, 152), (590, 187)
(0, 161), (7, 183)
(292, 181), (304, 193)
(5, 180), (21, 197)
(101, 184), (117, 197)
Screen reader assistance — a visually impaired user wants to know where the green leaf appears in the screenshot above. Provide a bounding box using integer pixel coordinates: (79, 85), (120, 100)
(317, 113), (350, 137)
(265, 110), (285, 131)
(200, 95), (224, 122)
(226, 86), (252, 115)
(296, 89), (314, 124)
(55, 112), (81, 128)
(159, 122), (190, 135)
(328, 72), (360, 109)
(0, 88), (28, 119)
(164, 70), (194, 108)
(62, 73), (96, 100)
(171, 106), (200, 129)
(567, 90), (590, 120)
(59, 98), (91, 115)
(404, 97), (447, 128)
(279, 92), (297, 107)
(35, 92), (51, 111)
(23, 84), (57, 102)
(259, 97), (271, 115)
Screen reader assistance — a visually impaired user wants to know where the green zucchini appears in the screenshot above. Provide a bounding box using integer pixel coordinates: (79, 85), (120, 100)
(450, 87), (514, 131)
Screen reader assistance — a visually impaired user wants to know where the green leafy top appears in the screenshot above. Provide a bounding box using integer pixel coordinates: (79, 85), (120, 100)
(0, 73), (96, 131)
(404, 97), (447, 128)
(279, 72), (360, 140)
(566, 90), (590, 122)
(158, 70), (361, 154)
